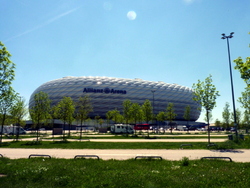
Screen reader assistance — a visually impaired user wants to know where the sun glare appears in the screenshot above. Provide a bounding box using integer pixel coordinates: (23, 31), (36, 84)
(127, 11), (137, 20)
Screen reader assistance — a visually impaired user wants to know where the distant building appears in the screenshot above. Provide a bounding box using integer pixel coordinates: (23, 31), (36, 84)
(29, 76), (201, 121)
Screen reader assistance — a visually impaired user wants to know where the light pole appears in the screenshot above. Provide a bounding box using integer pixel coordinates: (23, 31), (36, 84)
(151, 90), (156, 125)
(151, 90), (155, 114)
(221, 32), (238, 138)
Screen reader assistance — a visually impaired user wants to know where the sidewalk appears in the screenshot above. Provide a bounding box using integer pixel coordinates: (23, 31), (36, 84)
(1, 148), (249, 162)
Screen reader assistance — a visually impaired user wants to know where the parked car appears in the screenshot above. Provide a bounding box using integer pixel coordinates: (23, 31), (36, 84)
(230, 127), (236, 132)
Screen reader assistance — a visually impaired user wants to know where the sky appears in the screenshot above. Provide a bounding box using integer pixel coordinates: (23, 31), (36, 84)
(1, 0), (250, 123)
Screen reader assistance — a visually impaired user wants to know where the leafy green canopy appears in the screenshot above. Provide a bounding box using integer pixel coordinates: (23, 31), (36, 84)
(192, 75), (219, 143)
(234, 56), (250, 86)
(74, 96), (93, 125)
(234, 32), (250, 87)
(192, 75), (220, 114)
(0, 42), (15, 98)
(30, 91), (51, 125)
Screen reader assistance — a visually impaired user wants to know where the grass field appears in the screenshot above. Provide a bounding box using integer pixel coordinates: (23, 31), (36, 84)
(1, 133), (249, 187)
(0, 157), (250, 188)
(0, 138), (249, 150)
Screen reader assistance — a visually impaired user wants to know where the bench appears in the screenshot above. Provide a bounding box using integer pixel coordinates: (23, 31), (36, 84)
(74, 155), (100, 160)
(29, 154), (52, 159)
(201, 157), (232, 162)
(135, 155), (162, 160)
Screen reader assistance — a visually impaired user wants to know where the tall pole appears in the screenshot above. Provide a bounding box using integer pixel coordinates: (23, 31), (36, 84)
(151, 90), (156, 125)
(221, 32), (238, 138)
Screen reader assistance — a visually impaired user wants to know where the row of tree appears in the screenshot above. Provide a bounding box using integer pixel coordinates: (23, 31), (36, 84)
(0, 42), (27, 143)
(30, 92), (93, 141)
(233, 34), (250, 130)
(212, 33), (250, 133)
(214, 102), (250, 130)
(30, 90), (194, 136)
(106, 100), (193, 134)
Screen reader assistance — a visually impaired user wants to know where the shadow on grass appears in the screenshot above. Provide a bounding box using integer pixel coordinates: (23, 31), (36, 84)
(211, 149), (244, 153)
(0, 142), (11, 147)
(22, 141), (42, 146)
(51, 140), (70, 144)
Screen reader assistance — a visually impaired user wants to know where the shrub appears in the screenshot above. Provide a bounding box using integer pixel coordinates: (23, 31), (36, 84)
(180, 157), (189, 166)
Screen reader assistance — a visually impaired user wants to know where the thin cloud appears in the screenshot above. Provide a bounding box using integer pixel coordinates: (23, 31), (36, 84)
(47, 7), (79, 24)
(4, 7), (80, 42)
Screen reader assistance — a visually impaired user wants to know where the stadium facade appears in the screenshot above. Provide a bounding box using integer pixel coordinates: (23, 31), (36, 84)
(29, 76), (201, 121)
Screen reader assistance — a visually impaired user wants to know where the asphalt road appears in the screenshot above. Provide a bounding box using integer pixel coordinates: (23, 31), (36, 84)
(1, 148), (250, 162)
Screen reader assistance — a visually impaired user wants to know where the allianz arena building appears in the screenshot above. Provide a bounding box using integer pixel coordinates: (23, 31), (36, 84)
(29, 76), (201, 122)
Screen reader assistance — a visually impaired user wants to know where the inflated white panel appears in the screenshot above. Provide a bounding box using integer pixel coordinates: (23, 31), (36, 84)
(29, 76), (201, 121)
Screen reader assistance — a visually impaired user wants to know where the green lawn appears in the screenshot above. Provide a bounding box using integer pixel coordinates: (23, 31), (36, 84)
(0, 139), (249, 149)
(42, 135), (228, 139)
(0, 157), (250, 188)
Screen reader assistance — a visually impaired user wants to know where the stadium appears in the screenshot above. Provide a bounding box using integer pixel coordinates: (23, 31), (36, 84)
(29, 76), (201, 122)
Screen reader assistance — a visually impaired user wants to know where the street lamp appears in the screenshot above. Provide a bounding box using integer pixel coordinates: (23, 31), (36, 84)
(151, 90), (155, 115)
(221, 32), (238, 138)
(151, 90), (156, 126)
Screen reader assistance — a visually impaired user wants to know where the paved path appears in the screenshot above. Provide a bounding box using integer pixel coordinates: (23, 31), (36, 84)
(1, 148), (249, 162)
(3, 138), (227, 142)
(83, 137), (227, 142)
(83, 138), (227, 142)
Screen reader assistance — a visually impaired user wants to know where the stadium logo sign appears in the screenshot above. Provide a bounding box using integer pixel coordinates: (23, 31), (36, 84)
(83, 87), (127, 94)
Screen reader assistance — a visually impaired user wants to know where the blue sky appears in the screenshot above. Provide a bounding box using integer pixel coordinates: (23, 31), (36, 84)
(1, 0), (250, 123)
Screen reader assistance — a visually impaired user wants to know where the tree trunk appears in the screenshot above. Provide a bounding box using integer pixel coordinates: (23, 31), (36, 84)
(207, 111), (210, 144)
(0, 114), (6, 144)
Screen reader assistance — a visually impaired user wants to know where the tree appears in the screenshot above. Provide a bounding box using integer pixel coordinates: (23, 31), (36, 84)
(0, 42), (16, 144)
(231, 108), (242, 128)
(242, 110), (250, 132)
(141, 99), (153, 137)
(98, 118), (104, 127)
(56, 97), (75, 139)
(130, 103), (141, 125)
(106, 109), (122, 124)
(214, 119), (222, 132)
(204, 112), (213, 123)
(238, 87), (250, 110)
(192, 74), (220, 143)
(234, 57), (250, 86)
(222, 102), (231, 129)
(234, 32), (250, 87)
(74, 96), (93, 140)
(9, 96), (27, 141)
(166, 103), (177, 134)
(156, 111), (166, 133)
(183, 105), (191, 126)
(122, 99), (132, 124)
(142, 99), (153, 123)
(0, 88), (18, 143)
(49, 105), (59, 138)
(156, 111), (166, 123)
(0, 42), (15, 98)
(122, 99), (133, 135)
(130, 103), (142, 135)
(237, 87), (250, 130)
(94, 115), (101, 128)
(106, 109), (124, 134)
(30, 91), (51, 142)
